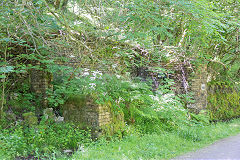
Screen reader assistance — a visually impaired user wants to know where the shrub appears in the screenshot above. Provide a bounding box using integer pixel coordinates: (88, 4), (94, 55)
(0, 121), (91, 159)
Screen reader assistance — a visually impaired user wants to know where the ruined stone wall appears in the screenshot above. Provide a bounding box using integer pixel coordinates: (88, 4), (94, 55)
(30, 65), (53, 107)
(62, 95), (111, 127)
(29, 59), (208, 137)
(188, 65), (208, 112)
(29, 60), (125, 138)
(62, 95), (124, 138)
(160, 63), (208, 112)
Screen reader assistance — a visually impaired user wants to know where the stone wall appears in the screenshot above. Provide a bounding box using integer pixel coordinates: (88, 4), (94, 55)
(29, 59), (208, 137)
(160, 63), (208, 112)
(29, 60), (125, 138)
(188, 65), (208, 112)
(30, 63), (53, 107)
(62, 94), (124, 138)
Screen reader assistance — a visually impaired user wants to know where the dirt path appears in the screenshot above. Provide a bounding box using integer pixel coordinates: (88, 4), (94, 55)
(174, 134), (240, 159)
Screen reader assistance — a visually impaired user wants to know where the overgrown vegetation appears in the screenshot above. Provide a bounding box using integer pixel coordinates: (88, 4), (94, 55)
(0, 0), (239, 159)
(0, 121), (91, 159)
(208, 81), (240, 121)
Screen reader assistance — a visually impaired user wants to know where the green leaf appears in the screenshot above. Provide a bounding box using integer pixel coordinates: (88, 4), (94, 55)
(0, 38), (12, 42)
(0, 66), (15, 73)
(0, 74), (6, 79)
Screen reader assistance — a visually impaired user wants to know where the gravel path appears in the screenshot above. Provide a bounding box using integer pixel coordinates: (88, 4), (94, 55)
(174, 134), (240, 159)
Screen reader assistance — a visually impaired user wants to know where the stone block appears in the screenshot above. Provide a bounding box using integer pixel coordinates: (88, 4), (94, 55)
(43, 108), (56, 120)
(62, 94), (125, 138)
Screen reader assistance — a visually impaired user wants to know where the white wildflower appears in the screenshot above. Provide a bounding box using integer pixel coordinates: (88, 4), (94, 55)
(78, 145), (85, 152)
(112, 64), (117, 68)
(90, 76), (96, 80)
(89, 83), (96, 89)
(69, 55), (75, 58)
(83, 72), (89, 76)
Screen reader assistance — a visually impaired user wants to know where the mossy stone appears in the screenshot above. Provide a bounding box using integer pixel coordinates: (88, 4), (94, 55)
(62, 93), (125, 139)
(66, 94), (87, 107)
(43, 108), (55, 120)
(100, 111), (125, 138)
(23, 112), (38, 126)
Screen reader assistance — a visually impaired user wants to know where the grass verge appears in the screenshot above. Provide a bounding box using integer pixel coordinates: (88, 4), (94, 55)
(67, 119), (240, 160)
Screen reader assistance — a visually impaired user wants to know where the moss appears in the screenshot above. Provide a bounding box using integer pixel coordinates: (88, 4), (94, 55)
(23, 112), (38, 127)
(100, 111), (125, 138)
(8, 99), (24, 113)
(207, 82), (240, 121)
(65, 94), (87, 107)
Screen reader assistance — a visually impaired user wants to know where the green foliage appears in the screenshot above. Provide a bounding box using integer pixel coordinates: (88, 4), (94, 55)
(189, 110), (210, 125)
(208, 81), (240, 121)
(0, 121), (91, 159)
(48, 65), (152, 109)
(0, 0), (240, 159)
(4, 79), (40, 118)
(0, 0), (64, 120)
(132, 94), (188, 133)
(48, 65), (209, 135)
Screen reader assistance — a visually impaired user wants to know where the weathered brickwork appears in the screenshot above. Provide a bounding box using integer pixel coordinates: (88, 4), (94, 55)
(160, 63), (208, 112)
(62, 95), (124, 138)
(189, 65), (208, 111)
(30, 63), (53, 107)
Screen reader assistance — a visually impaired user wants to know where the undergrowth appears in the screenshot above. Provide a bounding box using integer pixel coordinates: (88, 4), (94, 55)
(0, 121), (91, 159)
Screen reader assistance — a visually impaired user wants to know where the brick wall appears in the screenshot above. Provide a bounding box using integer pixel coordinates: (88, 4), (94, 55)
(188, 65), (208, 112)
(62, 95), (124, 138)
(30, 63), (52, 107)
(159, 63), (208, 112)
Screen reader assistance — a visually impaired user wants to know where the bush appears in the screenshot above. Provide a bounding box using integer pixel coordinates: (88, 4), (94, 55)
(0, 121), (91, 159)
